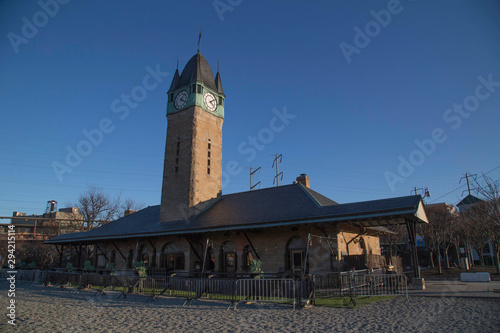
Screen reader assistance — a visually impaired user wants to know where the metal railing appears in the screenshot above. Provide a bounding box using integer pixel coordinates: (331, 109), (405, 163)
(235, 278), (296, 309)
(1, 269), (408, 309)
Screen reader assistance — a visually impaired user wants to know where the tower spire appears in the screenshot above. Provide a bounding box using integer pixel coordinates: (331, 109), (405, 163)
(198, 26), (202, 52)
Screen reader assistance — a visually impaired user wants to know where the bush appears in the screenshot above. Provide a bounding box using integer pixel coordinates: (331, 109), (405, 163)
(135, 261), (147, 277)
(250, 259), (263, 279)
(83, 260), (95, 272)
(66, 262), (74, 272)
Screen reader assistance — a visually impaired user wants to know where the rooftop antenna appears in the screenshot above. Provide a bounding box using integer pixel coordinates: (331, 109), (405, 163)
(459, 172), (477, 197)
(272, 154), (283, 186)
(250, 167), (261, 190)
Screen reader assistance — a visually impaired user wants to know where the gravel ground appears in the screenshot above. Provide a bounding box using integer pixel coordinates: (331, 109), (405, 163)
(1, 284), (499, 332)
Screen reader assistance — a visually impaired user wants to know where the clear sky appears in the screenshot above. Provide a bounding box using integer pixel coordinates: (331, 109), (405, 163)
(1, 0), (500, 218)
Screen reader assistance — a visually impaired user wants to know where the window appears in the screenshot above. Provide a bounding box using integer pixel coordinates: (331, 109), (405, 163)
(207, 140), (211, 175)
(127, 249), (134, 269)
(175, 138), (180, 173)
(197, 84), (202, 93)
(243, 246), (254, 271)
(169, 94), (174, 102)
(161, 242), (185, 270)
(137, 246), (150, 267)
(97, 254), (106, 268)
(165, 253), (184, 270)
(191, 85), (196, 93)
(221, 241), (236, 273)
(219, 97), (223, 105)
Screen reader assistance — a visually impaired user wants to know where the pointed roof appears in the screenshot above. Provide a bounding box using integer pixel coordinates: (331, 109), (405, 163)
(169, 68), (180, 91)
(170, 51), (218, 92)
(215, 71), (224, 95)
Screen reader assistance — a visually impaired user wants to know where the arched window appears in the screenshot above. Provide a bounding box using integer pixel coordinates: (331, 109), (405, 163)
(137, 246), (150, 267)
(126, 249), (134, 269)
(161, 242), (185, 271)
(110, 250), (116, 265)
(286, 237), (307, 275)
(243, 246), (254, 271)
(221, 241), (236, 273)
(204, 246), (215, 272)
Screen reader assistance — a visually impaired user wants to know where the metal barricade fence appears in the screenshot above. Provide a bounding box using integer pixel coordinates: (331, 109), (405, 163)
(10, 270), (406, 309)
(298, 272), (408, 305)
(235, 279), (296, 309)
(351, 273), (408, 300)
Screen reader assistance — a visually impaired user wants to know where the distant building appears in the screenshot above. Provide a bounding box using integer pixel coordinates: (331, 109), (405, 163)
(3, 201), (83, 241)
(48, 48), (428, 276)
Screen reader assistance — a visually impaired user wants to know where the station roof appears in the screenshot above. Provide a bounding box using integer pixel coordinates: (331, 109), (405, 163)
(46, 183), (427, 244)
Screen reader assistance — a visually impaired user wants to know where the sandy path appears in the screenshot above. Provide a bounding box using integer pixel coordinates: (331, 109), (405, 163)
(1, 283), (499, 332)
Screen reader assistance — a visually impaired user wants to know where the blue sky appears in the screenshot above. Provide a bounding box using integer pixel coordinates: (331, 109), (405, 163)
(1, 0), (500, 218)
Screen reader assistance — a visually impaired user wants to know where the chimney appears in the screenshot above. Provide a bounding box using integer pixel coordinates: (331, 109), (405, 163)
(296, 174), (310, 188)
(124, 209), (137, 216)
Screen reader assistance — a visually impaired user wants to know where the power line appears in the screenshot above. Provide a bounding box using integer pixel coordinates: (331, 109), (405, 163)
(429, 165), (500, 203)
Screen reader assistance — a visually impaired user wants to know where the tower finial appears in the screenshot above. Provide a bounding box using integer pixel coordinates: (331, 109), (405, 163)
(217, 59), (219, 72)
(176, 57), (179, 70)
(198, 26), (202, 52)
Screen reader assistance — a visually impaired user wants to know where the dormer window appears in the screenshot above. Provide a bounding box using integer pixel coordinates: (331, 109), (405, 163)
(219, 97), (223, 105)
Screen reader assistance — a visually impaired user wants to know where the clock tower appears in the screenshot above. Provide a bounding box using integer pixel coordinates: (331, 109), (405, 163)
(160, 50), (225, 222)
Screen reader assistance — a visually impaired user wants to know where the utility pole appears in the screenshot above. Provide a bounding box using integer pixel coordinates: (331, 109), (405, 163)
(411, 187), (431, 202)
(272, 154), (283, 186)
(459, 172), (477, 196)
(250, 167), (261, 190)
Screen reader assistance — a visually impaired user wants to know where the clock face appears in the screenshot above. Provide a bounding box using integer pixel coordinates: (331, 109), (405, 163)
(174, 90), (188, 110)
(203, 92), (217, 112)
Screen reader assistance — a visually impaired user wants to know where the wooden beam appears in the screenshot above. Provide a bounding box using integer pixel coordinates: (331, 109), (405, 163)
(185, 237), (202, 261)
(95, 244), (108, 261)
(112, 241), (126, 261)
(147, 239), (156, 251)
(243, 232), (261, 260)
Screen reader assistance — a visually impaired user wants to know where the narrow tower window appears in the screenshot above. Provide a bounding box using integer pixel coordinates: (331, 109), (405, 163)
(207, 139), (211, 175)
(175, 138), (180, 173)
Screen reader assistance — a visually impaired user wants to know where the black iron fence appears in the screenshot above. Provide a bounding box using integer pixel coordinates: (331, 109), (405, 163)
(1, 269), (407, 309)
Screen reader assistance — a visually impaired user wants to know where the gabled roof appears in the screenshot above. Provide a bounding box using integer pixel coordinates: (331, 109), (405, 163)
(457, 194), (483, 207)
(46, 183), (427, 244)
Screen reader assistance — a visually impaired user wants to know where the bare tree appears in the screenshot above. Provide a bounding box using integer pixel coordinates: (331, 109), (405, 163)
(421, 204), (455, 274)
(466, 175), (500, 274)
(455, 214), (475, 269)
(76, 186), (122, 231)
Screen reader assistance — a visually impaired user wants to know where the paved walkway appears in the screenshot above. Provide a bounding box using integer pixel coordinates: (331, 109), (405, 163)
(408, 280), (500, 298)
